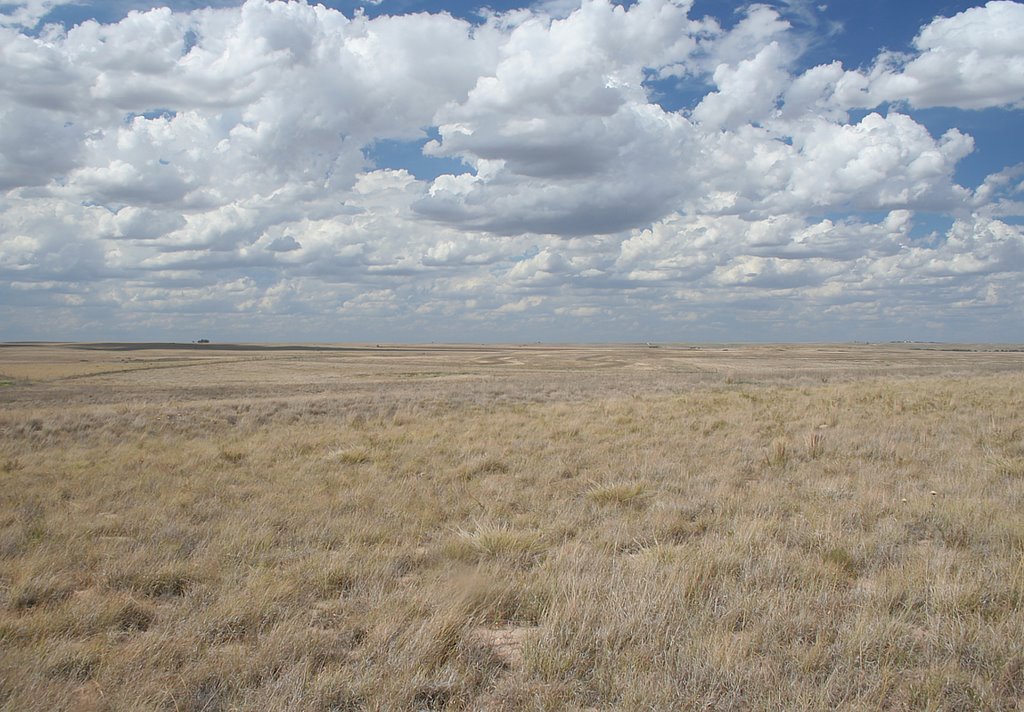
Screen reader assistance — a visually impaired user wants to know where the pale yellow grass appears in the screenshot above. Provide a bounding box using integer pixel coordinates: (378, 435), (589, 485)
(0, 343), (1023, 710)
(0, 343), (234, 381)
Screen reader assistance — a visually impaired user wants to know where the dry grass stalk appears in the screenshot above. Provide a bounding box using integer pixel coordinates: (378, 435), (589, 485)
(1, 342), (1023, 709)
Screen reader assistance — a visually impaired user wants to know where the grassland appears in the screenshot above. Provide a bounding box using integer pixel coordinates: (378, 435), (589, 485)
(1, 342), (1023, 711)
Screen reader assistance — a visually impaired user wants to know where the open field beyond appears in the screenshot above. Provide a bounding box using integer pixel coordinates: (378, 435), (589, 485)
(1, 342), (1023, 711)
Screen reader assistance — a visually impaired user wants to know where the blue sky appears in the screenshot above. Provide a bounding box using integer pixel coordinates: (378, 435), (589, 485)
(1, 0), (1023, 342)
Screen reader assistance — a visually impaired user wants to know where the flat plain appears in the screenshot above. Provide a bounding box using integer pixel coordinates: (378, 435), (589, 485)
(1, 342), (1023, 711)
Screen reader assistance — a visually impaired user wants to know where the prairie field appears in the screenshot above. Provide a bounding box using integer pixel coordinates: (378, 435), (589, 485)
(1, 342), (1023, 711)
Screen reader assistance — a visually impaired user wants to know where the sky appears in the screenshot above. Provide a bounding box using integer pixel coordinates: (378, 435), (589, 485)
(1, 0), (1023, 343)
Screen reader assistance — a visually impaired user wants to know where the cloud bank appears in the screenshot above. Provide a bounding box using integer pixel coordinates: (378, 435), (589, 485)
(1, 0), (1023, 341)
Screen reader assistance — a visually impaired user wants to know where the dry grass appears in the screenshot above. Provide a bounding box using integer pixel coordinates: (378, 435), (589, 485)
(1, 342), (1023, 710)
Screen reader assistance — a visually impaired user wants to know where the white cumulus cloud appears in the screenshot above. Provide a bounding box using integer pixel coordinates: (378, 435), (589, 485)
(0, 0), (1023, 341)
(869, 1), (1024, 109)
